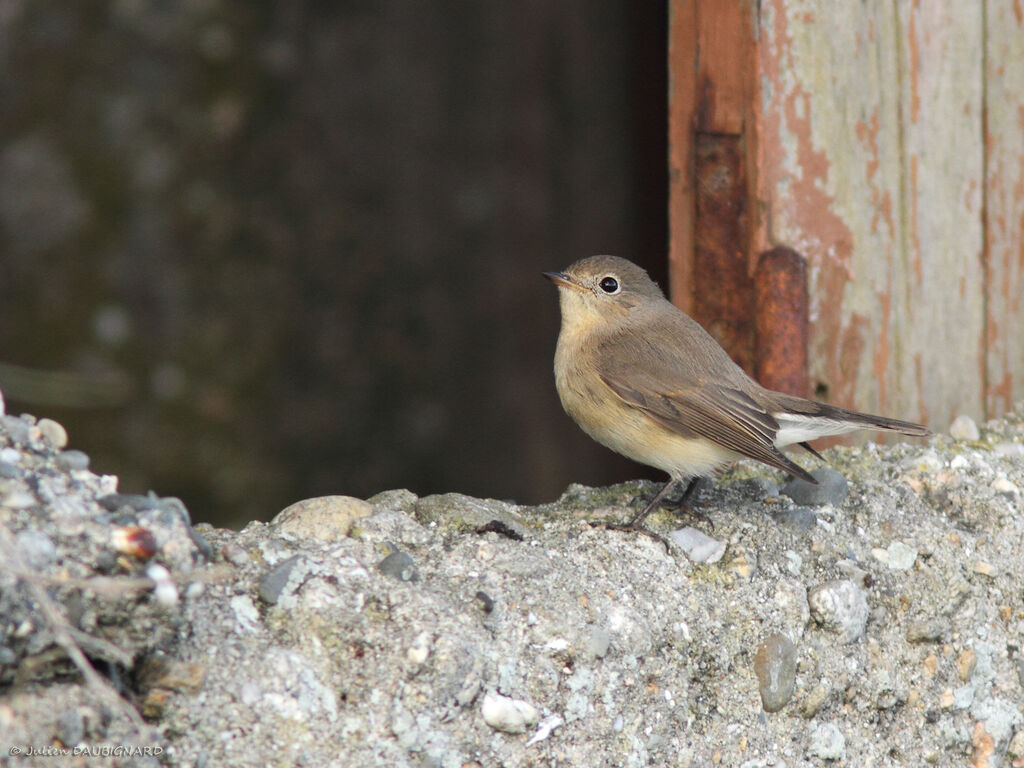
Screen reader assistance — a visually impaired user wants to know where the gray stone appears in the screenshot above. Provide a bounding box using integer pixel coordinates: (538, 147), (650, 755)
(753, 633), (797, 712)
(780, 468), (849, 506)
(258, 555), (305, 604)
(376, 550), (419, 582)
(56, 449), (91, 472)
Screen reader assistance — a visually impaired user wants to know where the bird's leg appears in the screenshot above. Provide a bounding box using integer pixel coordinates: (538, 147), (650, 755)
(591, 476), (684, 551)
(660, 477), (714, 530)
(626, 476), (685, 528)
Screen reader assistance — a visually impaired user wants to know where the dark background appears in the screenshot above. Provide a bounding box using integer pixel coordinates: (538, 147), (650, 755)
(0, 1), (668, 527)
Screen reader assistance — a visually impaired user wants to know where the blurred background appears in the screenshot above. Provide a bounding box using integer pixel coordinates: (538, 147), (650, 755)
(0, 1), (670, 527)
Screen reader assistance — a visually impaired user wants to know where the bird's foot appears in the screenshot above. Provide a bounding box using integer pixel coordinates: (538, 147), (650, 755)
(663, 502), (715, 532)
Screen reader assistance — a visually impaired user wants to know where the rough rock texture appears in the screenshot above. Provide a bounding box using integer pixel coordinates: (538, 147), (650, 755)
(2, 392), (1024, 767)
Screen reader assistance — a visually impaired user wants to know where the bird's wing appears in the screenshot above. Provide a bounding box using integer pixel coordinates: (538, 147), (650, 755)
(595, 328), (816, 483)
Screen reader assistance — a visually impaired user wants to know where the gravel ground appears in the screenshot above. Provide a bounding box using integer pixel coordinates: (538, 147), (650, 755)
(1, 386), (1023, 767)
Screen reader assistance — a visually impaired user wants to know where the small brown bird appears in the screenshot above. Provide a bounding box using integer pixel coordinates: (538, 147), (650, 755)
(544, 255), (929, 543)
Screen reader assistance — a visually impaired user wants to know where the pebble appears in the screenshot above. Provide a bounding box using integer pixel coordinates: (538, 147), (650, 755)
(0, 415), (32, 445)
(258, 555), (305, 604)
(377, 550), (419, 582)
(991, 475), (1019, 499)
(366, 488), (419, 515)
(949, 414), (980, 441)
(146, 563), (179, 607)
(0, 461), (20, 479)
(406, 631), (431, 665)
(413, 492), (527, 538)
(808, 580), (868, 643)
(271, 495), (373, 541)
(0, 386), (4, 415)
(780, 468), (849, 506)
(770, 505), (817, 534)
(668, 526), (726, 563)
(957, 648), (977, 682)
(36, 418), (68, 449)
(56, 449), (90, 472)
(885, 541), (918, 570)
(481, 691), (539, 734)
(753, 633), (797, 712)
(973, 561), (997, 578)
(801, 685), (829, 718)
(525, 714), (564, 746)
(808, 722), (846, 761)
(98, 492), (166, 512)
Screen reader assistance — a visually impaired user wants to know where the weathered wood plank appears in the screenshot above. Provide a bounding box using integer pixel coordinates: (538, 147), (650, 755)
(755, 0), (985, 430)
(897, 2), (986, 428)
(984, 0), (1024, 417)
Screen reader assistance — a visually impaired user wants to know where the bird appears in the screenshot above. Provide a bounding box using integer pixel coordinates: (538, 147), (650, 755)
(543, 254), (930, 544)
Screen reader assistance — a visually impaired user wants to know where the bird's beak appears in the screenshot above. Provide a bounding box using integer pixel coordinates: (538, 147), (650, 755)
(542, 271), (586, 292)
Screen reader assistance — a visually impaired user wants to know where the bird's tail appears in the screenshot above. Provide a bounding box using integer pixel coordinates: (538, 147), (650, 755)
(769, 394), (930, 448)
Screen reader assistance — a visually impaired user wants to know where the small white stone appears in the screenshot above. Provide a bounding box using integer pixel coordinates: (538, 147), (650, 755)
(481, 691), (540, 734)
(146, 563), (179, 607)
(991, 475), (1019, 498)
(949, 454), (969, 470)
(886, 541), (918, 570)
(36, 418), (68, 449)
(406, 631), (431, 665)
(525, 714), (564, 746)
(668, 526), (726, 563)
(808, 722), (846, 760)
(808, 580), (868, 643)
(0, 386), (5, 415)
(949, 414), (980, 441)
(542, 638), (570, 653)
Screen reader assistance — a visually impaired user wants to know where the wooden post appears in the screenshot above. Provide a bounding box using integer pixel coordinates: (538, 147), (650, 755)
(670, 0), (805, 389)
(669, 1), (1024, 428)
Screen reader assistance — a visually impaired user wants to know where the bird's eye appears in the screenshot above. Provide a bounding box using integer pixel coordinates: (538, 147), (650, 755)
(599, 276), (620, 294)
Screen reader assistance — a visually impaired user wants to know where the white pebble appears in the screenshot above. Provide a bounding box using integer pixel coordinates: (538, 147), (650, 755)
(808, 580), (868, 643)
(886, 541), (918, 570)
(949, 414), (980, 441)
(525, 714), (564, 746)
(406, 631), (431, 665)
(808, 722), (846, 760)
(668, 526), (726, 563)
(481, 691), (540, 734)
(146, 563), (179, 607)
(991, 476), (1019, 498)
(36, 418), (68, 449)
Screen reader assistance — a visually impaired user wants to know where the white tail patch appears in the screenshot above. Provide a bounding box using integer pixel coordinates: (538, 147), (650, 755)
(772, 413), (875, 448)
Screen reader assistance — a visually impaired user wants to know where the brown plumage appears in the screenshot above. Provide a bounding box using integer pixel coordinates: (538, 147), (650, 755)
(544, 255), (930, 542)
